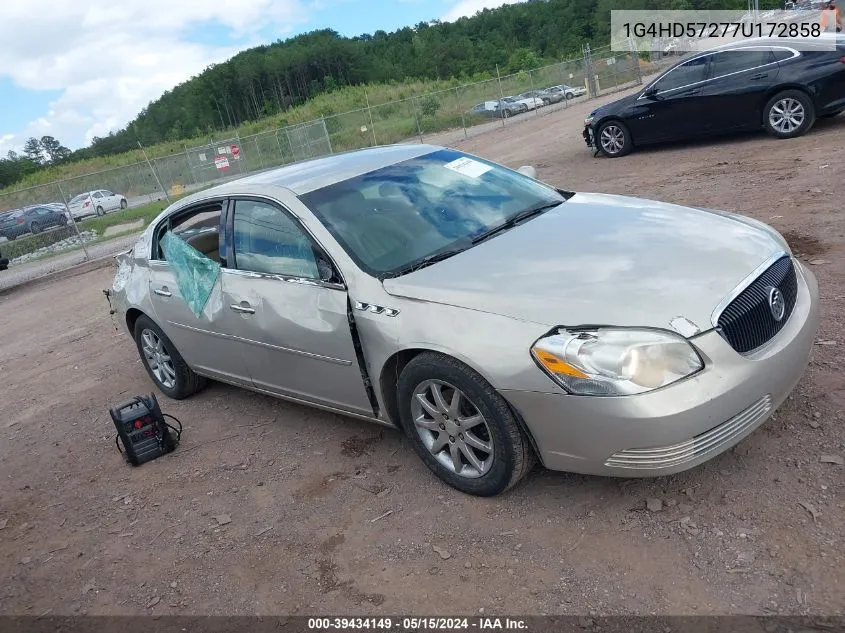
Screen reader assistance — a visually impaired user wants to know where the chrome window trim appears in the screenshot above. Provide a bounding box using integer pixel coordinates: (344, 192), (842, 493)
(221, 266), (345, 291)
(637, 46), (800, 100)
(709, 250), (790, 328)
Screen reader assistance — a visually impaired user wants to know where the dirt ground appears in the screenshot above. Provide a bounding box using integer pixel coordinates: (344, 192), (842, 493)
(1, 90), (844, 618)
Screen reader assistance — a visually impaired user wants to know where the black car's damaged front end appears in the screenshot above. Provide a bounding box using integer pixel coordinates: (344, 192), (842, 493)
(583, 110), (598, 149)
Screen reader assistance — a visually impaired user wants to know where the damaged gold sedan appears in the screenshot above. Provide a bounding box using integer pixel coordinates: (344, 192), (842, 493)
(110, 145), (819, 496)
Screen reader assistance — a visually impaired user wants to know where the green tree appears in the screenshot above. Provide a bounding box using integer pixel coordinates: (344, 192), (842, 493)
(23, 137), (44, 164)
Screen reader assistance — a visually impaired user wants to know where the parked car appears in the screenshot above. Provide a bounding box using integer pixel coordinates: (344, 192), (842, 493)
(547, 84), (587, 100)
(519, 90), (555, 105)
(68, 189), (128, 219)
(512, 94), (545, 110)
(110, 144), (819, 496)
(584, 37), (845, 157)
(495, 97), (529, 116)
(0, 205), (68, 240)
(469, 100), (526, 118)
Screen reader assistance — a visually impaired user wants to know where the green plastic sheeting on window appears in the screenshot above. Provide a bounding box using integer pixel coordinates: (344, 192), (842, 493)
(161, 231), (221, 318)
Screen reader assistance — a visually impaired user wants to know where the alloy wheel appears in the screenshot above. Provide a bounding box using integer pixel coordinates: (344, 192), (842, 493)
(410, 379), (494, 478)
(141, 329), (176, 389)
(600, 125), (626, 154)
(769, 98), (805, 134)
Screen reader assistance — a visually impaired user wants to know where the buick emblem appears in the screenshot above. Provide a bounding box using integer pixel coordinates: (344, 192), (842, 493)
(767, 286), (786, 322)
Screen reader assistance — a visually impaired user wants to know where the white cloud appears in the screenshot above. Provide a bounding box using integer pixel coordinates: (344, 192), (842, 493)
(0, 0), (310, 151)
(441, 0), (527, 22)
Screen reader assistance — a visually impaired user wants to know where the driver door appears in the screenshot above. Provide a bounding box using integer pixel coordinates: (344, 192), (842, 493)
(220, 197), (374, 416)
(629, 54), (712, 142)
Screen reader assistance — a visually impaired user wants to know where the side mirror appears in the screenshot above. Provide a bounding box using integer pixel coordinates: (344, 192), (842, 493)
(517, 165), (538, 180)
(643, 86), (659, 99)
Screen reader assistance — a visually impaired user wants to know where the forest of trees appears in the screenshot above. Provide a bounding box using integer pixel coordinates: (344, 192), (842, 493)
(2, 0), (776, 188)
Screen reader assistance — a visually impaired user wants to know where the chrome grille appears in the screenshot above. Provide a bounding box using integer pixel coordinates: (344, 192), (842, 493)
(605, 394), (772, 470)
(716, 256), (797, 353)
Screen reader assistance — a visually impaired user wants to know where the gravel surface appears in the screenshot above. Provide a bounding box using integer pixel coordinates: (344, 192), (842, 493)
(1, 87), (843, 617)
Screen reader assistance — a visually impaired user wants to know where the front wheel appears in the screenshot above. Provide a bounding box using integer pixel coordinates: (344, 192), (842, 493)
(596, 120), (633, 157)
(764, 90), (815, 139)
(30, 222), (42, 234)
(96, 206), (104, 216)
(120, 199), (128, 209)
(133, 315), (207, 399)
(398, 352), (535, 496)
(58, 215), (68, 226)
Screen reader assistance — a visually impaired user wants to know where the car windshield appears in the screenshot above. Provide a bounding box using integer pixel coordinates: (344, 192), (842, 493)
(300, 149), (566, 278)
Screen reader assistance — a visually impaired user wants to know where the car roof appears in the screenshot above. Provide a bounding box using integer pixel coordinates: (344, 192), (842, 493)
(188, 144), (442, 198)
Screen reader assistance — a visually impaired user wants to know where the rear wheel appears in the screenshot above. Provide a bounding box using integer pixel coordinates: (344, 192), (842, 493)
(764, 90), (815, 139)
(30, 221), (42, 234)
(398, 352), (535, 496)
(133, 315), (207, 399)
(597, 120), (633, 157)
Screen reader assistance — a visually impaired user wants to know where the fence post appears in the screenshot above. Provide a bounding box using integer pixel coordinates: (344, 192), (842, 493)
(529, 68), (539, 116)
(137, 141), (171, 204)
(184, 144), (197, 185)
(235, 133), (246, 174)
(322, 119), (334, 154)
(629, 37), (642, 85)
(496, 64), (506, 128)
(274, 130), (286, 162)
(364, 91), (378, 147)
(253, 136), (265, 169)
(456, 86), (467, 140)
(411, 97), (423, 143)
(56, 180), (90, 261)
(284, 127), (296, 162)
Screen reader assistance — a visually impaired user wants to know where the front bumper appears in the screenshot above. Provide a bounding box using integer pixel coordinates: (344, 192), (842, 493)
(502, 261), (820, 477)
(583, 125), (594, 148)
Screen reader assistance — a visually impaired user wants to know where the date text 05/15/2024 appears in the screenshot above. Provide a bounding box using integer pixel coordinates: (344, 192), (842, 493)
(307, 618), (529, 631)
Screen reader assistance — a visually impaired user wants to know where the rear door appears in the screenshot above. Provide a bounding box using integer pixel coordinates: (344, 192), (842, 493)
(698, 48), (779, 132)
(221, 197), (374, 415)
(629, 54), (712, 142)
(101, 190), (120, 211)
(147, 199), (252, 385)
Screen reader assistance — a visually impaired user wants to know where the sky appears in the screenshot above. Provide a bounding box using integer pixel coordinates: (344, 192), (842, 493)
(0, 0), (526, 156)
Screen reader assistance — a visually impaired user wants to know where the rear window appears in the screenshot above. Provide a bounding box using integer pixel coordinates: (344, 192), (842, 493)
(70, 194), (87, 203)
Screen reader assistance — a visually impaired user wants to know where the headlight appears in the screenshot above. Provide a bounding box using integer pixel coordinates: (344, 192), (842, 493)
(585, 115), (595, 125)
(531, 327), (703, 396)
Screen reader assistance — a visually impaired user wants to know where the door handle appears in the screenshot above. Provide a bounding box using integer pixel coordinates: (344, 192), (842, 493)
(750, 73), (768, 80)
(153, 287), (172, 297)
(229, 304), (255, 314)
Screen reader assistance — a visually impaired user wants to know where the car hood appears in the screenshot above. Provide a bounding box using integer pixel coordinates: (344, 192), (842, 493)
(382, 193), (787, 333)
(590, 93), (638, 119)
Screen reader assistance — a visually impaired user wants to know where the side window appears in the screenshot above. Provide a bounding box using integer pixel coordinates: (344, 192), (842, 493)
(709, 50), (773, 79)
(153, 204), (223, 262)
(772, 48), (797, 63)
(655, 55), (710, 92)
(231, 200), (319, 279)
(102, 190), (114, 197)
(92, 191), (103, 199)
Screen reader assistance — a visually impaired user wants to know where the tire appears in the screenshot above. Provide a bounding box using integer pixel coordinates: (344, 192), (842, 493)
(397, 352), (535, 496)
(565, 93), (574, 100)
(133, 315), (207, 399)
(96, 206), (104, 216)
(503, 109), (511, 119)
(58, 215), (68, 226)
(764, 90), (815, 139)
(6, 235), (15, 241)
(596, 120), (633, 157)
(120, 199), (128, 209)
(30, 222), (42, 234)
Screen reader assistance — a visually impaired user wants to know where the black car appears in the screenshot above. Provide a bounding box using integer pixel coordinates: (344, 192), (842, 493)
(0, 205), (68, 240)
(584, 37), (845, 157)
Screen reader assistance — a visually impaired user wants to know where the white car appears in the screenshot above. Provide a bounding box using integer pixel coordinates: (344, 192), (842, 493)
(511, 95), (545, 110)
(548, 84), (587, 100)
(68, 190), (128, 219)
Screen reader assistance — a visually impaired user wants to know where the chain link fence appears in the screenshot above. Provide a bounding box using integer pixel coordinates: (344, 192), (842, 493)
(1, 47), (652, 288)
